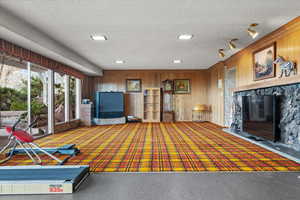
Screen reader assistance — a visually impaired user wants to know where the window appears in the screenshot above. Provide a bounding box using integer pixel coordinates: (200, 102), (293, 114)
(0, 54), (82, 134)
(70, 76), (76, 120)
(30, 64), (49, 134)
(54, 72), (65, 123)
(0, 55), (28, 129)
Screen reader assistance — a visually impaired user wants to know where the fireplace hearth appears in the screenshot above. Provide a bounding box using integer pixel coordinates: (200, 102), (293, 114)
(230, 83), (300, 150)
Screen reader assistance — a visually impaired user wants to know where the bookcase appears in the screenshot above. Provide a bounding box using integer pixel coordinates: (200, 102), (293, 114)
(143, 88), (161, 122)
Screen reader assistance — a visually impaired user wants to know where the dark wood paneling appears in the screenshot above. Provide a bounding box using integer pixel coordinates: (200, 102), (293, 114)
(0, 39), (85, 79)
(92, 70), (210, 121)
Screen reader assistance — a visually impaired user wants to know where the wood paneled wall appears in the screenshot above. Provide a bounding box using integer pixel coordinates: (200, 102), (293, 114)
(225, 17), (300, 88)
(0, 39), (85, 79)
(93, 70), (210, 121)
(207, 62), (225, 126)
(82, 76), (95, 100)
(207, 17), (300, 126)
(84, 18), (300, 126)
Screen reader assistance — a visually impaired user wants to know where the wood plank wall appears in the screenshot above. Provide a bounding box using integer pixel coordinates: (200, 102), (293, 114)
(207, 17), (300, 126)
(83, 17), (300, 126)
(225, 17), (300, 88)
(82, 76), (95, 100)
(92, 70), (210, 121)
(207, 62), (225, 126)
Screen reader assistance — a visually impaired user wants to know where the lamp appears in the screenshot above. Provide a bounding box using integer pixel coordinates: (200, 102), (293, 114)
(247, 23), (259, 39)
(218, 49), (225, 58)
(229, 39), (238, 50)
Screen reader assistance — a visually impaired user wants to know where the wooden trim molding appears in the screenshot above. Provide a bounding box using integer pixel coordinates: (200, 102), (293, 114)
(0, 39), (85, 79)
(234, 74), (300, 92)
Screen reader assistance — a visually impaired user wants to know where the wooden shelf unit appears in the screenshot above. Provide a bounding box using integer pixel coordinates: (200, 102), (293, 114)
(143, 88), (161, 122)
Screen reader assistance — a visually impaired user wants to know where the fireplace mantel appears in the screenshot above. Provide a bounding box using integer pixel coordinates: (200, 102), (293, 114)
(234, 74), (300, 92)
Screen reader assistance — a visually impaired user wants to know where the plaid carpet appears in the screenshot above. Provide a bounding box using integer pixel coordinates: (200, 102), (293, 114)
(1, 122), (300, 172)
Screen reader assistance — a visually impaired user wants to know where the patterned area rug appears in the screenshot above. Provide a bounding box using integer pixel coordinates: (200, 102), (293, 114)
(1, 122), (300, 172)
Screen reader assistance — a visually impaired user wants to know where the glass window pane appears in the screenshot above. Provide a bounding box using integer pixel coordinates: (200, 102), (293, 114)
(70, 76), (76, 120)
(0, 55), (28, 129)
(30, 64), (48, 134)
(54, 72), (65, 123)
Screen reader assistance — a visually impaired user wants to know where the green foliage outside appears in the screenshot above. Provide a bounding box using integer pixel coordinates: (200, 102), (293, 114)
(0, 87), (27, 111)
(69, 77), (76, 118)
(0, 77), (47, 115)
(0, 75), (76, 119)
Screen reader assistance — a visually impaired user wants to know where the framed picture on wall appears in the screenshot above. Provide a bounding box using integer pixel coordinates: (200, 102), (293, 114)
(126, 79), (142, 92)
(174, 79), (191, 94)
(253, 42), (276, 81)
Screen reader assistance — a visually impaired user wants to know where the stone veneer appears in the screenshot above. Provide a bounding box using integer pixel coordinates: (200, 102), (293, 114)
(230, 83), (300, 150)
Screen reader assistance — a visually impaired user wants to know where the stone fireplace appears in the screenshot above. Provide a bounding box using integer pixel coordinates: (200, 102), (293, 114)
(230, 83), (300, 151)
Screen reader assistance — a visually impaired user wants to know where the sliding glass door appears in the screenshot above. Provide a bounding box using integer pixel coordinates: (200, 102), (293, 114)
(0, 54), (81, 135)
(70, 76), (77, 120)
(29, 63), (49, 134)
(0, 55), (28, 130)
(54, 72), (66, 124)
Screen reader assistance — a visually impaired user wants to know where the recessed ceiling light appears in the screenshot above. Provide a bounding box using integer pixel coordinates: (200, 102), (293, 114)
(178, 34), (193, 40)
(173, 60), (182, 64)
(91, 35), (107, 41)
(115, 60), (124, 64)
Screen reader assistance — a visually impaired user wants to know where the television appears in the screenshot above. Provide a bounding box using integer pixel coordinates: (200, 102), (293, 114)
(95, 92), (124, 118)
(242, 95), (279, 141)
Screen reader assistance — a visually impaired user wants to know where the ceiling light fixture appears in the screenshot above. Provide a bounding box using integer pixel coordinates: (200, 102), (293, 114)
(229, 38), (238, 50)
(218, 49), (225, 58)
(178, 34), (193, 40)
(115, 60), (124, 64)
(91, 35), (107, 41)
(173, 59), (182, 64)
(247, 23), (259, 39)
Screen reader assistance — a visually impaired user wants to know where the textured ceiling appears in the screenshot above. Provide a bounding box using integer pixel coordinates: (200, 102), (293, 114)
(0, 0), (299, 70)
